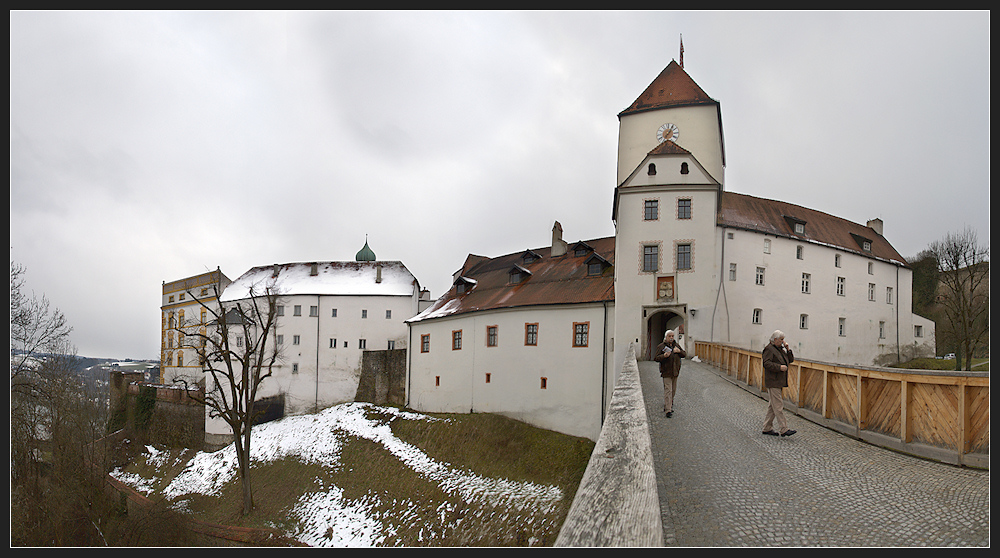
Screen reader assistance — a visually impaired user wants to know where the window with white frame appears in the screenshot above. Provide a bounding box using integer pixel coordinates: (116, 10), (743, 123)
(755, 267), (765, 286)
(729, 263), (737, 281)
(801, 273), (811, 293)
(886, 287), (893, 304)
(676, 243), (692, 270)
(642, 245), (659, 272)
(763, 238), (771, 254)
(838, 318), (846, 337)
(752, 308), (762, 324)
(869, 283), (876, 301)
(800, 314), (808, 329)
(836, 276), (845, 296)
(644, 199), (658, 220)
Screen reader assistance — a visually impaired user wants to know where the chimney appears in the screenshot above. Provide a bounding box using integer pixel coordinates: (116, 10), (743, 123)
(272, 264), (280, 278)
(376, 263), (382, 283)
(551, 221), (568, 257)
(867, 218), (883, 236)
(310, 263), (318, 276)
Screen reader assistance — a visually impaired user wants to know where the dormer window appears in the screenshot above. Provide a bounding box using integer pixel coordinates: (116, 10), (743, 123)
(454, 276), (477, 295)
(784, 215), (807, 236)
(850, 232), (874, 253)
(584, 253), (611, 276)
(509, 265), (531, 284)
(571, 241), (593, 257)
(521, 250), (541, 264)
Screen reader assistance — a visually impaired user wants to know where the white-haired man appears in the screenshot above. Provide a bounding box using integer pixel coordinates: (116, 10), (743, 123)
(654, 330), (686, 418)
(761, 330), (796, 437)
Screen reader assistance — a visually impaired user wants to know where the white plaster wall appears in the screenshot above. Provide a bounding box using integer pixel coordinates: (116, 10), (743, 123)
(718, 229), (933, 365)
(407, 303), (614, 441)
(205, 291), (419, 442)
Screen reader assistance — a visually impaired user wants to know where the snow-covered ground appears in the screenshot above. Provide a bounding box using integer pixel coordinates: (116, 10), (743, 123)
(111, 402), (566, 546)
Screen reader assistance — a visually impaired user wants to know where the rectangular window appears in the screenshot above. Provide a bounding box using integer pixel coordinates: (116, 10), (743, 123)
(886, 287), (893, 304)
(388, 340), (395, 350)
(485, 373), (491, 384)
(330, 338), (337, 348)
(573, 322), (589, 347)
(293, 305), (302, 316)
(293, 335), (300, 345)
(487, 325), (498, 347)
(914, 325), (923, 338)
(540, 377), (547, 389)
(292, 363), (299, 374)
(835, 254), (841, 268)
(362, 309), (368, 319)
(836, 276), (845, 296)
(752, 308), (762, 324)
(800, 314), (808, 329)
(868, 262), (874, 275)
(796, 246), (803, 260)
(525, 323), (538, 346)
(421, 334), (430, 353)
(763, 238), (771, 254)
(755, 267), (765, 286)
(277, 334), (284, 345)
(452, 330), (462, 350)
(309, 305), (318, 317)
(869, 283), (876, 301)
(676, 243), (691, 270)
(838, 318), (846, 337)
(644, 199), (658, 220)
(359, 339), (366, 349)
(332, 308), (338, 317)
(643, 245), (659, 272)
(879, 321), (886, 339)
(385, 310), (392, 319)
(277, 305), (285, 316)
(677, 198), (691, 219)
(801, 273), (811, 294)
(729, 263), (737, 281)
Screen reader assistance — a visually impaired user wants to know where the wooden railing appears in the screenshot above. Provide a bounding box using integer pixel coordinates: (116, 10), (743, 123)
(694, 341), (989, 468)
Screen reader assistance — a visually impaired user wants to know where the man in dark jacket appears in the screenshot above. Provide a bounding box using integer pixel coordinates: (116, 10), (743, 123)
(761, 330), (796, 437)
(654, 330), (686, 417)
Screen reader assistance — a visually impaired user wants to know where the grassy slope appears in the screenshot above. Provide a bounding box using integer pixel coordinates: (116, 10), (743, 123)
(121, 407), (595, 547)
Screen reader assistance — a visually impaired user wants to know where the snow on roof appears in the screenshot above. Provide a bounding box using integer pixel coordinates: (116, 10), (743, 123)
(220, 261), (418, 302)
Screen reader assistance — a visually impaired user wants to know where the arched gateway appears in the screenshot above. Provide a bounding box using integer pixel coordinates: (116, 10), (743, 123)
(644, 309), (686, 360)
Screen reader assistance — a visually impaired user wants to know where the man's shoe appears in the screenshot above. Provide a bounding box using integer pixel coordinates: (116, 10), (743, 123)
(780, 429), (797, 437)
(762, 430), (779, 436)
(665, 411), (673, 418)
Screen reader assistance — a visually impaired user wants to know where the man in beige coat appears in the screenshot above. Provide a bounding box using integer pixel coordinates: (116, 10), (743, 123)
(654, 330), (686, 418)
(761, 330), (797, 437)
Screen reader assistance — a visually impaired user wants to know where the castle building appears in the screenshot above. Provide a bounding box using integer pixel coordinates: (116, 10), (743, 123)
(160, 267), (231, 385)
(204, 243), (429, 446)
(407, 59), (935, 441)
(611, 60), (934, 372)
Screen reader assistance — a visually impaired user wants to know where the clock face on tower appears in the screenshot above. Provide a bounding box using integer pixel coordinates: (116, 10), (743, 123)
(656, 123), (679, 144)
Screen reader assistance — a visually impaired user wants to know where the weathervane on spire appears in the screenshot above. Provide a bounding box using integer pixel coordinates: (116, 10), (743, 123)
(680, 34), (684, 69)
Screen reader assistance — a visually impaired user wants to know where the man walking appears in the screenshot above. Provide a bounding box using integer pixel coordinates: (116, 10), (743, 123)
(654, 330), (685, 418)
(761, 330), (796, 437)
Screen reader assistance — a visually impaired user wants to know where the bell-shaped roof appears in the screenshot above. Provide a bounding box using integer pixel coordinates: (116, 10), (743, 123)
(356, 239), (376, 262)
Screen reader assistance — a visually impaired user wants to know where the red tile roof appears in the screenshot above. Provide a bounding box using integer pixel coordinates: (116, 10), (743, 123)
(409, 237), (616, 322)
(719, 192), (905, 264)
(619, 60), (718, 117)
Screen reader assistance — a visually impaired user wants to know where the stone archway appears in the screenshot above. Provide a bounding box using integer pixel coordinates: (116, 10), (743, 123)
(645, 309), (686, 360)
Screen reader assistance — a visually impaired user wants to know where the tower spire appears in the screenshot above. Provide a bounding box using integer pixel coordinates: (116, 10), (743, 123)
(680, 34), (684, 69)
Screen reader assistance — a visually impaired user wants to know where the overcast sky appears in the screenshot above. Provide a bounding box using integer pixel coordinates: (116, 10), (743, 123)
(10, 11), (990, 359)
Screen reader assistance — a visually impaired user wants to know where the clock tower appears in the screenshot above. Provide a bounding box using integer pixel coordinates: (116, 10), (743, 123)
(612, 59), (727, 371)
(615, 60), (725, 188)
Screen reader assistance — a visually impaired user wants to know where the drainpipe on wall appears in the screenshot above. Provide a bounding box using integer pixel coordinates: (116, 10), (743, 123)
(316, 295), (321, 410)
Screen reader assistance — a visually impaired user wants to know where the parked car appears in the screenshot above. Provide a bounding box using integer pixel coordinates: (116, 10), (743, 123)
(943, 353), (956, 360)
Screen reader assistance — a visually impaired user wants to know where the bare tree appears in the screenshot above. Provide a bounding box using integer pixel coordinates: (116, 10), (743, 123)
(928, 227), (989, 371)
(10, 261), (73, 397)
(176, 280), (283, 516)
